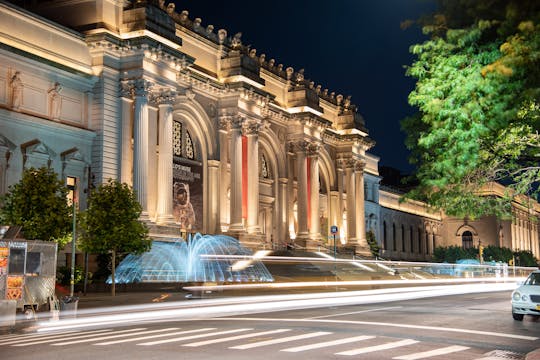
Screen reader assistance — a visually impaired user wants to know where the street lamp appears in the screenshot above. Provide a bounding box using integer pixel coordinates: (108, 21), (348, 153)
(66, 176), (77, 297)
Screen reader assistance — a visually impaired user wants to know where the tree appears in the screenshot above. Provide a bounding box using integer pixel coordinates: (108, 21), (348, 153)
(78, 179), (151, 296)
(0, 167), (72, 246)
(402, 0), (540, 218)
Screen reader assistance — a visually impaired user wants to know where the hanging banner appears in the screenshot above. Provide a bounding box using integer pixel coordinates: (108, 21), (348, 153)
(6, 275), (24, 300)
(0, 247), (7, 275)
(173, 158), (203, 232)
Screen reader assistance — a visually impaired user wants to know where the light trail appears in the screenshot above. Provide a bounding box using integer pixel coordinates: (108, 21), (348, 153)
(35, 282), (519, 333)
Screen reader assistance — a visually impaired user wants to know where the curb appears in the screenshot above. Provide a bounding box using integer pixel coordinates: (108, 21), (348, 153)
(526, 349), (540, 360)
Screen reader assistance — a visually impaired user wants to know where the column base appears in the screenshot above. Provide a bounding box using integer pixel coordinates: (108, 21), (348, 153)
(355, 244), (373, 258)
(139, 211), (150, 221)
(293, 234), (321, 252)
(228, 223), (245, 232)
(155, 214), (176, 225)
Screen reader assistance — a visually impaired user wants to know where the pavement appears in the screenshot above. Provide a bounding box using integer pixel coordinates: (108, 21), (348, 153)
(1, 288), (539, 359)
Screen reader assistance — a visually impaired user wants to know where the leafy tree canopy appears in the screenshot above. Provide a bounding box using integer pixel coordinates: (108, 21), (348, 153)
(78, 179), (151, 295)
(402, 0), (540, 218)
(78, 179), (151, 255)
(0, 167), (72, 244)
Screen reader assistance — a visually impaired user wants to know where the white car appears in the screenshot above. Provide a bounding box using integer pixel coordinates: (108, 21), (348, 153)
(512, 270), (540, 321)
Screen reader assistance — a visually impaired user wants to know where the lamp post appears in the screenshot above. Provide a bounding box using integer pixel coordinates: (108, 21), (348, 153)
(66, 177), (76, 297)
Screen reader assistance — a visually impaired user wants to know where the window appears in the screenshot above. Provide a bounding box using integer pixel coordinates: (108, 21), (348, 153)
(261, 154), (269, 178)
(418, 229), (422, 254)
(26, 252), (41, 275)
(401, 225), (405, 252)
(185, 130), (195, 159)
(409, 226), (414, 253)
(462, 231), (473, 249)
(392, 223), (396, 251)
(383, 221), (387, 250)
(8, 248), (25, 274)
(173, 121), (182, 156)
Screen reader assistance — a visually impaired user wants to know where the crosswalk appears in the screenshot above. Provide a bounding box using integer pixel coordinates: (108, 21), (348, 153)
(0, 325), (514, 359)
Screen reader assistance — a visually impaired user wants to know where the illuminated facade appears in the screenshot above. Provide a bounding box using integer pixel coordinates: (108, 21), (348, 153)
(0, 1), (538, 261)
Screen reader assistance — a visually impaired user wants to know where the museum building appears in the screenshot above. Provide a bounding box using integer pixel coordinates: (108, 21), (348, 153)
(0, 0), (538, 263)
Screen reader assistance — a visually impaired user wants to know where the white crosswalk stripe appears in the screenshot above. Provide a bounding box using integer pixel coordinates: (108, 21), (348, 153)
(95, 328), (215, 345)
(336, 339), (419, 356)
(229, 331), (331, 350)
(281, 335), (376, 352)
(52, 328), (179, 346)
(0, 325), (508, 360)
(137, 328), (253, 346)
(2, 329), (112, 346)
(0, 330), (78, 344)
(393, 345), (471, 359)
(182, 329), (291, 347)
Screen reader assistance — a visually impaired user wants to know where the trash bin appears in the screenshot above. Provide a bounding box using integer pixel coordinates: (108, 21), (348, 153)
(60, 295), (79, 317)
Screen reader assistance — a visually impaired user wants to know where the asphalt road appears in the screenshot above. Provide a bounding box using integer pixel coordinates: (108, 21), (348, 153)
(2, 290), (539, 360)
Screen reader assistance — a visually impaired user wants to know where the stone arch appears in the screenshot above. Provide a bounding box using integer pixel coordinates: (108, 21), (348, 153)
(172, 98), (218, 233)
(259, 128), (286, 178)
(455, 224), (478, 237)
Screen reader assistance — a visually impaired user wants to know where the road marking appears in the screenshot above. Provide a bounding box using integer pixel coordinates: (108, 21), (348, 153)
(2, 329), (111, 346)
(0, 330), (78, 344)
(305, 306), (403, 319)
(182, 329), (291, 347)
(393, 345), (470, 359)
(95, 328), (215, 345)
(230, 331), (331, 350)
(281, 335), (376, 352)
(52, 328), (179, 346)
(218, 317), (539, 341)
(137, 328), (252, 346)
(11, 329), (140, 347)
(336, 339), (419, 355)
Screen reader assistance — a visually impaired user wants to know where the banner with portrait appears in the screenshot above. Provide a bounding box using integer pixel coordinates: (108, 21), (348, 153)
(173, 157), (203, 233)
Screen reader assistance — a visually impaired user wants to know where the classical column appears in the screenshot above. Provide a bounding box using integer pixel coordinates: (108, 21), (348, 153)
(354, 160), (369, 251)
(229, 116), (244, 231)
(244, 119), (261, 233)
(132, 79), (152, 218)
(308, 143), (320, 239)
(207, 160), (220, 234)
(344, 159), (357, 242)
(119, 82), (133, 185)
(337, 164), (345, 241)
(293, 141), (309, 238)
(278, 177), (289, 245)
(155, 89), (176, 224)
(218, 117), (230, 230)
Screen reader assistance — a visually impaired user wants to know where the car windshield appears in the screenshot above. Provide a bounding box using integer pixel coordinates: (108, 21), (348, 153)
(524, 273), (540, 286)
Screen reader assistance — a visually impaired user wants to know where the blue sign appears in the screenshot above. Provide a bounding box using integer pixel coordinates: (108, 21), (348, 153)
(330, 225), (338, 234)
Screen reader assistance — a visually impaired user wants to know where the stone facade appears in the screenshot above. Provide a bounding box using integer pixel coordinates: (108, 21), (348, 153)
(0, 1), (538, 262)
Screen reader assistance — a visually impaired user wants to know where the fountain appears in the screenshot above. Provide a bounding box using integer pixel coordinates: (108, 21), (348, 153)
(108, 233), (274, 284)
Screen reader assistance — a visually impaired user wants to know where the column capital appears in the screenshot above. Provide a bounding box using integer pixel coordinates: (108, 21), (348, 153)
(121, 78), (153, 98)
(354, 159), (366, 172)
(153, 88), (177, 106)
(288, 140), (309, 154)
(307, 142), (320, 157)
(242, 118), (262, 136)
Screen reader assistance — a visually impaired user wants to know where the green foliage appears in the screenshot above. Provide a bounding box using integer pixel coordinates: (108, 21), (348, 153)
(0, 167), (72, 242)
(403, 1), (540, 218)
(57, 265), (85, 286)
(78, 179), (151, 256)
(366, 230), (380, 258)
(78, 179), (150, 295)
(514, 250), (538, 267)
(432, 245), (478, 263)
(482, 245), (514, 262)
(433, 245), (538, 266)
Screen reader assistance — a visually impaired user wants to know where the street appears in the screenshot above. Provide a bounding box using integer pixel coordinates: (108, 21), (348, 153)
(2, 290), (539, 359)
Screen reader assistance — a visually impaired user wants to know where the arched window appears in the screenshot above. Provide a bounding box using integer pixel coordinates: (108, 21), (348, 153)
(462, 231), (473, 249)
(418, 228), (422, 254)
(173, 120), (198, 160)
(173, 121), (182, 156)
(392, 223), (396, 251)
(185, 130), (195, 159)
(383, 221), (387, 250)
(401, 225), (405, 252)
(409, 226), (414, 253)
(260, 154), (270, 178)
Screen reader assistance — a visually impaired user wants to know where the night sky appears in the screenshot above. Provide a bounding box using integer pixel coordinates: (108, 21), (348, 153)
(172, 0), (437, 174)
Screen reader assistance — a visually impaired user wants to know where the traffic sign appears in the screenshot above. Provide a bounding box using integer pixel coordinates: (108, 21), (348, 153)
(330, 225), (338, 234)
